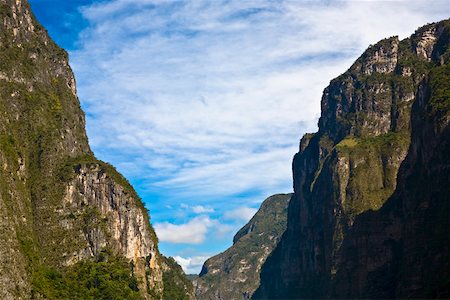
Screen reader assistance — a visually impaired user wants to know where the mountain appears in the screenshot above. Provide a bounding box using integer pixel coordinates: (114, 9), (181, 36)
(194, 194), (291, 300)
(0, 0), (193, 299)
(254, 19), (450, 299)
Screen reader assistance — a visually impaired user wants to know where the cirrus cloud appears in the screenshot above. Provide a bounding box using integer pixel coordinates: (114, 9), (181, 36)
(72, 0), (449, 204)
(224, 207), (258, 223)
(192, 205), (215, 214)
(68, 0), (449, 273)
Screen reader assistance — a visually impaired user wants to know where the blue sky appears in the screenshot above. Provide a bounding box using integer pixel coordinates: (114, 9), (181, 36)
(28, 0), (449, 274)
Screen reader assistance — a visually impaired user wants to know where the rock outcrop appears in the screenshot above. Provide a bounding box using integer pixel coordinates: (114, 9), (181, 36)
(0, 0), (192, 299)
(254, 19), (450, 299)
(194, 194), (291, 300)
(59, 162), (164, 296)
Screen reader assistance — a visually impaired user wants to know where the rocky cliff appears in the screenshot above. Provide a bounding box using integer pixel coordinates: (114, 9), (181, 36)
(194, 194), (291, 300)
(254, 19), (450, 299)
(332, 56), (450, 298)
(0, 0), (192, 299)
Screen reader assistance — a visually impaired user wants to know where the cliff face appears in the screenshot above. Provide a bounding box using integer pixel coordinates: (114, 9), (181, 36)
(333, 59), (450, 298)
(0, 0), (192, 299)
(59, 161), (164, 296)
(254, 19), (449, 299)
(194, 194), (291, 300)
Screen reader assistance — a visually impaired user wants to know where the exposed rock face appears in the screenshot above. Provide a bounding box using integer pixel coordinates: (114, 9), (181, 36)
(60, 163), (163, 296)
(360, 37), (399, 75)
(254, 19), (450, 299)
(63, 165), (157, 263)
(194, 194), (291, 300)
(333, 67), (450, 297)
(0, 0), (192, 299)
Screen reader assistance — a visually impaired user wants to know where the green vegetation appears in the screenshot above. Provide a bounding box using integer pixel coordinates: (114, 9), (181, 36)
(162, 257), (193, 300)
(428, 63), (450, 119)
(335, 132), (410, 215)
(397, 38), (434, 78)
(0, 3), (12, 19)
(0, 134), (18, 163)
(336, 138), (357, 148)
(336, 132), (409, 153)
(31, 256), (143, 300)
(0, 3), (192, 299)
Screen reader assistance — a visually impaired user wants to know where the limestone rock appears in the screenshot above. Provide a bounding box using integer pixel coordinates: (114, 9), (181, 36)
(0, 0), (193, 298)
(254, 19), (450, 299)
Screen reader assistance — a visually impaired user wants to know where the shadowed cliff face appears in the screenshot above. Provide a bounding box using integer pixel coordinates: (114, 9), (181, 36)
(194, 194), (291, 300)
(333, 63), (450, 298)
(254, 19), (449, 299)
(0, 0), (193, 299)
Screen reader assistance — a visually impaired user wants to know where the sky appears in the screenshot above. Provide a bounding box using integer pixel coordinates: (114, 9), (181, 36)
(28, 0), (449, 274)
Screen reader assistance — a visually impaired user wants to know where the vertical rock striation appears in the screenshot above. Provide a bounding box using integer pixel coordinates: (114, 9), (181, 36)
(254, 19), (450, 299)
(60, 162), (164, 296)
(0, 0), (193, 299)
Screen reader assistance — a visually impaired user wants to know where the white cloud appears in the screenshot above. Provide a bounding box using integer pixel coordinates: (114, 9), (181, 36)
(173, 255), (210, 275)
(72, 0), (448, 204)
(176, 204), (215, 214)
(69, 0), (449, 260)
(192, 205), (215, 214)
(154, 216), (216, 244)
(224, 207), (258, 223)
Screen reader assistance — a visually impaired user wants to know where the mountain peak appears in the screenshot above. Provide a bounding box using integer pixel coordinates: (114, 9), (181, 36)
(195, 193), (291, 300)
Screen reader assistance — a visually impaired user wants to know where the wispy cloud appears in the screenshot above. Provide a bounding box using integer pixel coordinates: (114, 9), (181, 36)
(192, 205), (215, 214)
(69, 0), (449, 272)
(224, 207), (258, 223)
(72, 0), (448, 202)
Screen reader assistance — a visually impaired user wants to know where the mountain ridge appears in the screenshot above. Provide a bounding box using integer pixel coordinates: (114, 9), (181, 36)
(0, 0), (193, 298)
(194, 193), (291, 300)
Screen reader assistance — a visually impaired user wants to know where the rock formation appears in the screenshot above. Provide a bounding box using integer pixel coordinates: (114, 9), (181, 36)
(254, 19), (450, 299)
(194, 194), (291, 300)
(0, 0), (193, 299)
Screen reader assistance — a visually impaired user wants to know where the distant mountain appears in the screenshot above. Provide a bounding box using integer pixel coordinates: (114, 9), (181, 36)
(194, 194), (291, 300)
(254, 19), (450, 299)
(0, 1), (192, 299)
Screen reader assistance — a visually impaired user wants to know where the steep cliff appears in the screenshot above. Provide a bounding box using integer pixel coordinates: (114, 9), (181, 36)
(0, 0), (192, 299)
(194, 194), (291, 300)
(254, 19), (450, 299)
(332, 58), (450, 298)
